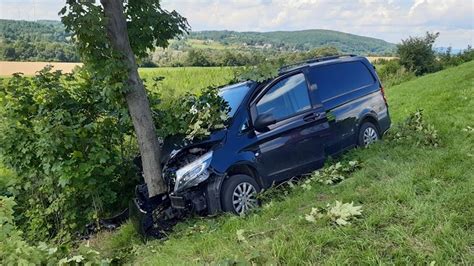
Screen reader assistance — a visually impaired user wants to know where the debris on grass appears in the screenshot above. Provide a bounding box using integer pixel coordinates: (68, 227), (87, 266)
(462, 126), (473, 133)
(236, 229), (247, 243)
(304, 201), (362, 226)
(387, 109), (441, 147)
(310, 160), (361, 186)
(304, 207), (323, 223)
(327, 201), (363, 226)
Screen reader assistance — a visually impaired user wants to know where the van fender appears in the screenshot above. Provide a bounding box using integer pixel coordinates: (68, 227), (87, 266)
(356, 110), (380, 132)
(206, 152), (260, 214)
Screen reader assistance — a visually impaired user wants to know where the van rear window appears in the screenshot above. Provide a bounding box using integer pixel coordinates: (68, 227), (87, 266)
(307, 61), (375, 102)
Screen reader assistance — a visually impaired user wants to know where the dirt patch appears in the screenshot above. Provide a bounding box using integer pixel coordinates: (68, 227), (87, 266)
(0, 61), (82, 76)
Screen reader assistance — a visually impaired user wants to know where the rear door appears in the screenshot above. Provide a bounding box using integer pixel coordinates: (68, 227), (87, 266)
(307, 61), (378, 153)
(248, 71), (330, 183)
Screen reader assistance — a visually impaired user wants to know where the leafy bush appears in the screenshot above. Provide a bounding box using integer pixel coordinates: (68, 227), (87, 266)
(387, 109), (440, 147)
(151, 85), (230, 140)
(397, 32), (440, 75)
(377, 59), (416, 87)
(0, 68), (139, 242)
(0, 67), (231, 242)
(0, 196), (110, 265)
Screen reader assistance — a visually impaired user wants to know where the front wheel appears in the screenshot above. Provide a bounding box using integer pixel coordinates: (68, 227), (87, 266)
(221, 174), (260, 215)
(358, 122), (380, 147)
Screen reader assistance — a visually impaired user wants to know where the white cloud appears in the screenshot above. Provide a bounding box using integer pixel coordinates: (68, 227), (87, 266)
(0, 0), (472, 48)
(161, 0), (473, 48)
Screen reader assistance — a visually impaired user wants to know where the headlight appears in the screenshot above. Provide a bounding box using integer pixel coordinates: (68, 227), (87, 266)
(174, 151), (213, 192)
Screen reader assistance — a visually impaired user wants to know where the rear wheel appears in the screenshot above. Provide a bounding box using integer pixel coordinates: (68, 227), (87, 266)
(221, 174), (260, 215)
(358, 122), (380, 147)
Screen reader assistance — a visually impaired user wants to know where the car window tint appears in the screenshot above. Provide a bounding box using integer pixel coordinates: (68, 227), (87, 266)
(307, 62), (375, 102)
(256, 73), (311, 121)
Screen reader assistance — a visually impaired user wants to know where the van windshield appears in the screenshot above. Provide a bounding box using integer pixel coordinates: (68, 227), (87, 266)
(219, 82), (252, 117)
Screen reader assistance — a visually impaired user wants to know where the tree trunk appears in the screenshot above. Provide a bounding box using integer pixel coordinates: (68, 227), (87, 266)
(101, 0), (166, 197)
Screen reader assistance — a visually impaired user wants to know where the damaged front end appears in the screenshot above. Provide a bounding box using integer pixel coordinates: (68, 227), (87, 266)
(130, 132), (226, 238)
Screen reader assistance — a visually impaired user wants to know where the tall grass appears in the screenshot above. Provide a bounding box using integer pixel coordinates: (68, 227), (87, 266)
(139, 67), (235, 97)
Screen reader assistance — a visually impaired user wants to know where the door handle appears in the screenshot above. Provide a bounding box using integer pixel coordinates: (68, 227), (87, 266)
(303, 112), (321, 122)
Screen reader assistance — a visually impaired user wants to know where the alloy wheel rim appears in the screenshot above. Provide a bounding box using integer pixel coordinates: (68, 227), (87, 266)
(232, 182), (258, 215)
(363, 126), (378, 146)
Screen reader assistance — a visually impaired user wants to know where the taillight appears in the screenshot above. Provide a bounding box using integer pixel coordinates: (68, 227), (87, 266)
(380, 87), (388, 106)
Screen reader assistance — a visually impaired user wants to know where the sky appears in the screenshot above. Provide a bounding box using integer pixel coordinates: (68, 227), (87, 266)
(0, 0), (472, 49)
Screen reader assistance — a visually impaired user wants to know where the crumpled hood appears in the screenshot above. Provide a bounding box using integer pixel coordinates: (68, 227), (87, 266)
(160, 129), (227, 165)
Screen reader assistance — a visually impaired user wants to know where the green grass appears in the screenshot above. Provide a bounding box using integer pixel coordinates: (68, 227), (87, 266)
(139, 66), (235, 97)
(89, 62), (474, 264)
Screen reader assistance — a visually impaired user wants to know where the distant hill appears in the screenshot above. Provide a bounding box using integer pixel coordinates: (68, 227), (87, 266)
(188, 30), (396, 54)
(0, 19), (395, 63)
(0, 19), (78, 62)
(0, 19), (68, 42)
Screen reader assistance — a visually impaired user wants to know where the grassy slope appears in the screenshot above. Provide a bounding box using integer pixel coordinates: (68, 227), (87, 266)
(95, 61), (474, 264)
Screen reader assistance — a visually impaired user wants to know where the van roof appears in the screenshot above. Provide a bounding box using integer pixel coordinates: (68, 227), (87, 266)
(278, 54), (366, 74)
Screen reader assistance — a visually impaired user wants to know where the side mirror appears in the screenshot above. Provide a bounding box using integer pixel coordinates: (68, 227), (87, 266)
(253, 113), (276, 132)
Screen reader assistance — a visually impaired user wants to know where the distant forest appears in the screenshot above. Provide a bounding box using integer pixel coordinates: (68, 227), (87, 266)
(0, 19), (396, 65)
(0, 20), (78, 62)
(187, 30), (396, 54)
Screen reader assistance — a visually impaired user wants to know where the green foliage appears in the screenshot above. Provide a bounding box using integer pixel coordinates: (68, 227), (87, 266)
(310, 161), (361, 185)
(387, 109), (440, 147)
(185, 49), (213, 67)
(0, 65), (234, 242)
(59, 0), (188, 104)
(0, 196), (110, 265)
(0, 19), (78, 62)
(0, 166), (16, 196)
(154, 45), (340, 67)
(139, 67), (235, 96)
(259, 160), (360, 203)
(125, 0), (189, 58)
(377, 59), (416, 87)
(234, 63), (279, 82)
(437, 45), (474, 69)
(189, 29), (396, 54)
(0, 68), (139, 242)
(60, 1), (129, 99)
(397, 32), (440, 75)
(151, 86), (230, 140)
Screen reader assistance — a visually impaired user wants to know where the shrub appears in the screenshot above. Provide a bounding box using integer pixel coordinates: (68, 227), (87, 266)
(0, 68), (140, 242)
(151, 85), (230, 140)
(377, 59), (416, 87)
(438, 45), (474, 69)
(397, 32), (440, 75)
(0, 67), (230, 242)
(0, 196), (110, 265)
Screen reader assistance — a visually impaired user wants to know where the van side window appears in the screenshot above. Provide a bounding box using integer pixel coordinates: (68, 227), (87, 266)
(256, 73), (311, 121)
(308, 62), (375, 102)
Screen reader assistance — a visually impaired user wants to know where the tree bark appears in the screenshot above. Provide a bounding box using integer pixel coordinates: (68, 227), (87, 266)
(101, 0), (166, 197)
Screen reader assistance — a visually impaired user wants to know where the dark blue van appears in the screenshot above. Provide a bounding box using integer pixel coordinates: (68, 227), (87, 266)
(136, 55), (390, 220)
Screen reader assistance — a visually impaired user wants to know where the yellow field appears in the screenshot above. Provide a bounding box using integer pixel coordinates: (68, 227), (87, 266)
(0, 61), (82, 76)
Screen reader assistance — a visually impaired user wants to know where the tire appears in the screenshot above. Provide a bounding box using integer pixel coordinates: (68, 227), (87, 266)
(221, 174), (261, 215)
(357, 121), (380, 147)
